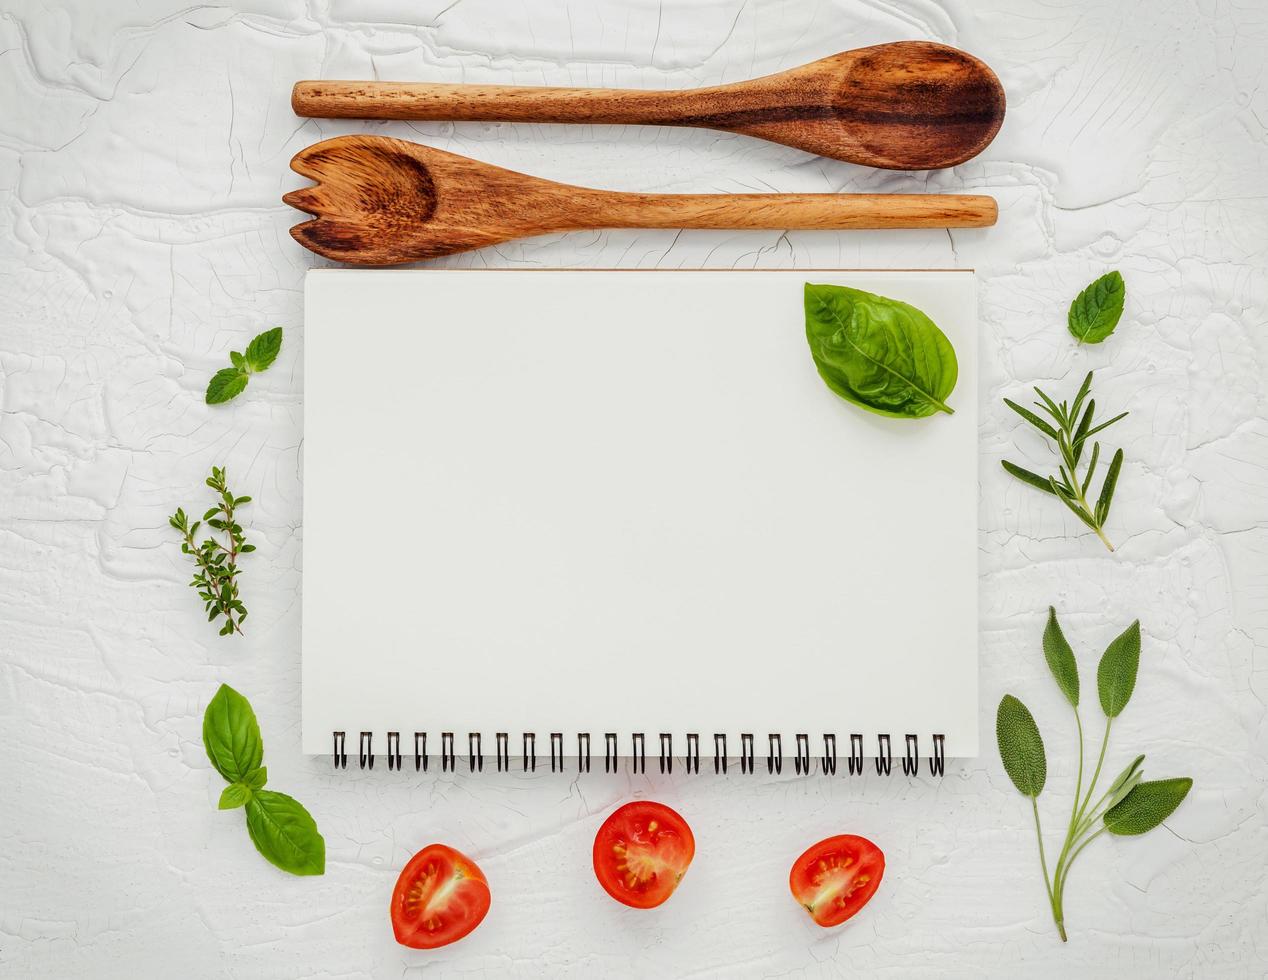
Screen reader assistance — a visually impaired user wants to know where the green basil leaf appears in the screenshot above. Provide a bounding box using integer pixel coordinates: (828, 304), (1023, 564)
(218, 782), (252, 810)
(202, 684), (264, 784)
(1104, 777), (1192, 836)
(1042, 607), (1079, 708)
(804, 283), (957, 419)
(1068, 271), (1125, 344)
(206, 368), (248, 405)
(244, 327), (283, 373)
(244, 766), (268, 790)
(996, 694), (1046, 797)
(245, 790), (326, 876)
(1097, 619), (1141, 717)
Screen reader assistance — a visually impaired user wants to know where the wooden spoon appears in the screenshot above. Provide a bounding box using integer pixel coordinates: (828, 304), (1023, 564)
(283, 135), (997, 265)
(291, 41), (1005, 171)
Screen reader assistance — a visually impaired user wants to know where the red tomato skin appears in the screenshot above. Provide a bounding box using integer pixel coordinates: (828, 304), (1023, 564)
(391, 844), (491, 949)
(593, 801), (695, 909)
(789, 835), (885, 928)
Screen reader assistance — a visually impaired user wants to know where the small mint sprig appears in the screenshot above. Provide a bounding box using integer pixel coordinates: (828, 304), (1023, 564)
(204, 684), (325, 876)
(169, 466), (254, 637)
(997, 608), (1192, 942)
(1002, 371), (1127, 552)
(206, 327), (283, 405)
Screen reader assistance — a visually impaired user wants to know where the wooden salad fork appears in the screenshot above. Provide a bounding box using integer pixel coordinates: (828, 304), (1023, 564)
(283, 136), (998, 265)
(292, 41), (1005, 172)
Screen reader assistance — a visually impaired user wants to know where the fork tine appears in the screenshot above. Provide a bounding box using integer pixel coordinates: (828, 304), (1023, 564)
(282, 187), (324, 214)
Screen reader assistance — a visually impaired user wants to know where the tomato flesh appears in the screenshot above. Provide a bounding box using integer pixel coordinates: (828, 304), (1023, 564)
(789, 835), (884, 927)
(593, 801), (695, 909)
(391, 844), (491, 949)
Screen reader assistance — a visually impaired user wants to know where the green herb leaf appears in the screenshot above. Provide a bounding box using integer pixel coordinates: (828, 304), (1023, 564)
(996, 694), (1047, 797)
(804, 283), (957, 419)
(1042, 607), (1079, 707)
(1002, 460), (1058, 495)
(1097, 620), (1141, 718)
(1104, 754), (1146, 811)
(245, 790), (326, 876)
(1095, 448), (1124, 527)
(244, 327), (283, 373)
(219, 782), (252, 810)
(1068, 271), (1125, 344)
(1004, 398), (1060, 440)
(206, 368), (249, 405)
(203, 684), (264, 784)
(244, 766), (268, 790)
(1104, 777), (1192, 835)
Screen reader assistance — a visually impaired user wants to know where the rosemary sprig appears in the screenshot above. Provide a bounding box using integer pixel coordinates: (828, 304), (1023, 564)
(169, 466), (255, 636)
(1001, 371), (1126, 552)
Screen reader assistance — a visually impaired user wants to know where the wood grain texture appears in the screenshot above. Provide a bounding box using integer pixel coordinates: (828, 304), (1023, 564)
(283, 135), (998, 265)
(291, 41), (1005, 171)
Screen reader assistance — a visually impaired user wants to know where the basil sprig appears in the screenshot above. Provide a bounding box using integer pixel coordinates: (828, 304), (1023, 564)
(203, 684), (325, 876)
(997, 608), (1192, 942)
(1068, 271), (1125, 345)
(804, 283), (958, 419)
(206, 327), (283, 404)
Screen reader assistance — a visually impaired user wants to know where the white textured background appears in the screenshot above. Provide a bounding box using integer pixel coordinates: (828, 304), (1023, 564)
(2, 0), (1266, 976)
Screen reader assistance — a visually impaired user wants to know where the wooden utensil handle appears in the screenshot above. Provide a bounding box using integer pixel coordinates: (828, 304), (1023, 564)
(293, 80), (729, 124)
(579, 193), (998, 230)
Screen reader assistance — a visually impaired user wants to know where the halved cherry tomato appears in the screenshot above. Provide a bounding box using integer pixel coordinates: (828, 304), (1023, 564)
(593, 801), (695, 909)
(789, 835), (885, 928)
(390, 844), (491, 949)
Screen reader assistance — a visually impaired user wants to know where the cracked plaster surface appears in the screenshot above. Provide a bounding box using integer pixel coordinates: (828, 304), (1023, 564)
(1, 0), (1266, 976)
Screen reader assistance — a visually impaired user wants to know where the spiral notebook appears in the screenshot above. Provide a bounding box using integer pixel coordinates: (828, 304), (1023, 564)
(301, 269), (979, 775)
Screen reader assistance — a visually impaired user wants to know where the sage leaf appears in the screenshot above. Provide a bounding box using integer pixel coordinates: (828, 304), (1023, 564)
(996, 695), (1047, 797)
(804, 283), (957, 419)
(1097, 620), (1141, 717)
(1068, 271), (1125, 344)
(1104, 777), (1192, 835)
(1104, 754), (1146, 811)
(1042, 607), (1079, 707)
(244, 327), (283, 373)
(206, 367), (248, 405)
(219, 782), (252, 810)
(203, 683), (264, 784)
(245, 790), (326, 876)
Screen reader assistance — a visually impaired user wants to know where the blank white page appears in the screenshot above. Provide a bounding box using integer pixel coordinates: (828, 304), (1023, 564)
(302, 270), (978, 759)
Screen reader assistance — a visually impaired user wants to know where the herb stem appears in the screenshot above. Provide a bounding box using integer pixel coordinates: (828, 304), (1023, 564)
(1076, 717), (1113, 829)
(1031, 796), (1056, 915)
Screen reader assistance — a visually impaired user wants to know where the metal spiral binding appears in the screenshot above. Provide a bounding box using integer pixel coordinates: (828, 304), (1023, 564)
(336, 731), (948, 776)
(685, 734), (700, 774)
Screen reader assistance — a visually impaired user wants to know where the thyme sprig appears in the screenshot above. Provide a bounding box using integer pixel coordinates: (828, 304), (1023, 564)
(170, 466), (255, 636)
(1002, 371), (1126, 552)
